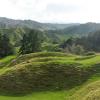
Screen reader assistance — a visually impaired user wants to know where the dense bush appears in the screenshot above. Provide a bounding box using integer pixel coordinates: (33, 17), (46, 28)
(84, 52), (95, 56)
(0, 34), (14, 58)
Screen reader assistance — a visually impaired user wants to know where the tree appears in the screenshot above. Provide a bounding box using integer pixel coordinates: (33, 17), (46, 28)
(19, 30), (43, 54)
(42, 42), (62, 52)
(71, 44), (85, 55)
(60, 37), (74, 49)
(0, 34), (14, 57)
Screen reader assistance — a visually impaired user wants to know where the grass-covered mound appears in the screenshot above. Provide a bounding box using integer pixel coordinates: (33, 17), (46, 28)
(69, 80), (100, 100)
(0, 62), (88, 95)
(0, 52), (100, 96)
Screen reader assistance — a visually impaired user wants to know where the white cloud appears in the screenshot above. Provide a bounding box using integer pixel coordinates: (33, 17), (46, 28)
(0, 0), (100, 23)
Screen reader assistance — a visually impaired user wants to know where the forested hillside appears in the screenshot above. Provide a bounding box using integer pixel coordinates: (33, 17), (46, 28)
(0, 17), (77, 30)
(1, 18), (100, 47)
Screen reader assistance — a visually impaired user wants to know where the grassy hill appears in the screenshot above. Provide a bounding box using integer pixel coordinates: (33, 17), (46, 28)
(68, 80), (100, 100)
(0, 52), (100, 100)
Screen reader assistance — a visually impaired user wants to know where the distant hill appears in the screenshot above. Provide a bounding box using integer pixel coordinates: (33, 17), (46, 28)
(45, 22), (100, 42)
(1, 18), (100, 45)
(0, 17), (78, 30)
(0, 17), (79, 45)
(60, 22), (100, 36)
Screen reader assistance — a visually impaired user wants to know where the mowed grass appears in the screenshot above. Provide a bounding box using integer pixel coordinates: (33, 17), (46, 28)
(0, 55), (16, 74)
(68, 80), (100, 100)
(0, 56), (16, 64)
(0, 52), (100, 100)
(0, 88), (77, 100)
(76, 54), (100, 66)
(1, 52), (100, 67)
(0, 91), (69, 100)
(0, 55), (16, 67)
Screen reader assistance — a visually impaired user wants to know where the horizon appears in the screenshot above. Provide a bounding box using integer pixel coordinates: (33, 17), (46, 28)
(0, 0), (100, 23)
(0, 17), (100, 24)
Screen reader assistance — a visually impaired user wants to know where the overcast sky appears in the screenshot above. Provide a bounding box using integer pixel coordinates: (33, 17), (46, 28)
(0, 0), (100, 23)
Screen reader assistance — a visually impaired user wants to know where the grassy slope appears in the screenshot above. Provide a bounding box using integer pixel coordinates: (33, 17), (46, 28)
(0, 52), (100, 100)
(68, 80), (100, 100)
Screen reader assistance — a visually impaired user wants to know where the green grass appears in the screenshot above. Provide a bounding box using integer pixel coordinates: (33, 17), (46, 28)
(0, 88), (78, 100)
(0, 55), (16, 74)
(76, 54), (100, 65)
(0, 56), (16, 63)
(0, 91), (68, 100)
(68, 80), (100, 100)
(0, 52), (100, 100)
(0, 55), (16, 67)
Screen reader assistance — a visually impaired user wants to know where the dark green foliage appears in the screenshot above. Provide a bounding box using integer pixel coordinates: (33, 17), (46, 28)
(75, 31), (100, 52)
(60, 31), (100, 53)
(0, 28), (26, 46)
(84, 52), (95, 56)
(60, 38), (85, 54)
(19, 30), (43, 54)
(42, 43), (62, 52)
(60, 38), (74, 49)
(60, 22), (100, 36)
(0, 34), (14, 58)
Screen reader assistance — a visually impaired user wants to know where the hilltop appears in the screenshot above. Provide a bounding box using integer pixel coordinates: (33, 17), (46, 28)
(0, 17), (77, 30)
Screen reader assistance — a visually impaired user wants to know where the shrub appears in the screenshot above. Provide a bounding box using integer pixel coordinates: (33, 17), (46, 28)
(84, 52), (95, 56)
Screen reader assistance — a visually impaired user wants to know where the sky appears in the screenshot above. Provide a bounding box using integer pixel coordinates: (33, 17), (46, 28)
(0, 0), (100, 23)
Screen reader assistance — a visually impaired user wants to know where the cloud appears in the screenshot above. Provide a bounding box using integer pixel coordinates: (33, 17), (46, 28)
(0, 0), (100, 23)
(46, 3), (81, 14)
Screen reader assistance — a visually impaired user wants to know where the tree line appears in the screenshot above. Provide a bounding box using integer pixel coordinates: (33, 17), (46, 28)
(0, 33), (14, 57)
(60, 31), (100, 54)
(1, 29), (100, 58)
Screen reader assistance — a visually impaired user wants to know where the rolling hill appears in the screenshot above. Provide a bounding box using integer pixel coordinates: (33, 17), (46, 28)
(60, 22), (100, 36)
(0, 52), (100, 100)
(0, 17), (77, 30)
(1, 18), (100, 46)
(0, 17), (79, 45)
